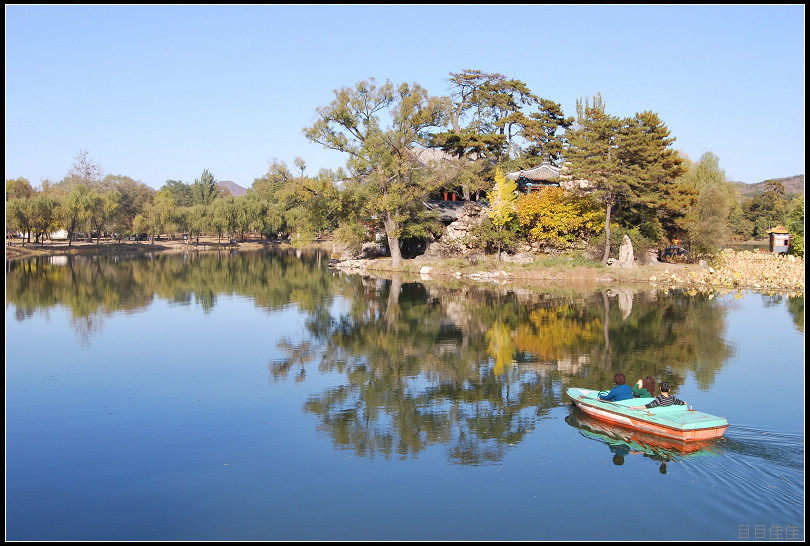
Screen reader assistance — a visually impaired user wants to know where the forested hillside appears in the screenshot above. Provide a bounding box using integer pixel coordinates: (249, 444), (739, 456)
(731, 175), (804, 196)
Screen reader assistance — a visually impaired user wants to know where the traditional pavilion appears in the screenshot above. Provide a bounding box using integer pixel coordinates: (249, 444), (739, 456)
(505, 160), (562, 193)
(767, 225), (791, 253)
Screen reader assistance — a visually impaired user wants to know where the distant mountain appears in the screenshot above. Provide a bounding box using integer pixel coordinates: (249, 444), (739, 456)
(730, 175), (804, 197)
(218, 180), (248, 197)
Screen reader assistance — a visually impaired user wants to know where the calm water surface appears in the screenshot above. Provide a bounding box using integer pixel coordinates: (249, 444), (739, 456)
(5, 249), (804, 541)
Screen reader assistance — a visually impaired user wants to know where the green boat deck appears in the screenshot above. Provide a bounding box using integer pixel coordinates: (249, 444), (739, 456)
(567, 387), (728, 431)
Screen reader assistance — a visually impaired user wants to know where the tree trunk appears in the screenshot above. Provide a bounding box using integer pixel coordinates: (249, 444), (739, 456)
(383, 211), (402, 268)
(384, 274), (402, 330)
(602, 201), (612, 265)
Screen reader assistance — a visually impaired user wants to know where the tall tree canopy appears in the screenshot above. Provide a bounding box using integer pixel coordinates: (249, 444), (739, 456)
(679, 151), (734, 255)
(431, 70), (572, 200)
(566, 95), (625, 263)
(613, 110), (690, 239)
(566, 95), (690, 262)
(304, 78), (450, 267)
(192, 169), (220, 206)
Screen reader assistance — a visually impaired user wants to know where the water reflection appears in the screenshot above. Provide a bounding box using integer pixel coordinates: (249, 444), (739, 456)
(565, 406), (721, 473)
(6, 250), (803, 465)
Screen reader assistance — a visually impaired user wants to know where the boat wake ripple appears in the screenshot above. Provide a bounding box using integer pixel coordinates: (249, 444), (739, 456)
(684, 424), (804, 513)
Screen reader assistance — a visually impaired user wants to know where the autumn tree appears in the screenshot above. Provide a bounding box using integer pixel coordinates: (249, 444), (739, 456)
(29, 194), (58, 244)
(69, 149), (103, 186)
(250, 159), (300, 237)
(143, 190), (176, 239)
(160, 179), (194, 208)
(104, 174), (155, 235)
(482, 167), (519, 260)
(85, 187), (121, 243)
(515, 187), (603, 248)
(174, 202), (211, 243)
(272, 158), (343, 242)
(304, 78), (450, 267)
(211, 196), (238, 242)
(132, 214), (149, 242)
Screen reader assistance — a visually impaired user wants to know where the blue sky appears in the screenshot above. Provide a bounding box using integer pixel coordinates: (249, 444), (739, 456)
(5, 5), (805, 190)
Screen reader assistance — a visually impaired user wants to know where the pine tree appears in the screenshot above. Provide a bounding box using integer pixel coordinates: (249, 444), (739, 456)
(566, 96), (625, 264)
(567, 98), (692, 261)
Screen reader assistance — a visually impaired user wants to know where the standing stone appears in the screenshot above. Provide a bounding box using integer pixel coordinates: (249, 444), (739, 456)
(618, 234), (635, 267)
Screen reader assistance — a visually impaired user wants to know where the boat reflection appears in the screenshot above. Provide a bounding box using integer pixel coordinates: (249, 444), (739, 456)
(565, 406), (721, 473)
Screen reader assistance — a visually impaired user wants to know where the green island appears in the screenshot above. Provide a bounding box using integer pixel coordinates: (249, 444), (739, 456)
(6, 71), (804, 297)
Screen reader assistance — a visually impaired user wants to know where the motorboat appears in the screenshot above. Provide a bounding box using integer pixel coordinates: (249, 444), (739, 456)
(566, 387), (728, 442)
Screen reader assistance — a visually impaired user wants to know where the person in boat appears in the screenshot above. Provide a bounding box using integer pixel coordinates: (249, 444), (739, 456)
(597, 373), (633, 401)
(632, 376), (656, 398)
(629, 382), (687, 410)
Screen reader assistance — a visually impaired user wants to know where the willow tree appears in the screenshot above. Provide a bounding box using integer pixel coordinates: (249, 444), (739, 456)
(58, 183), (92, 246)
(679, 151), (734, 255)
(304, 78), (449, 267)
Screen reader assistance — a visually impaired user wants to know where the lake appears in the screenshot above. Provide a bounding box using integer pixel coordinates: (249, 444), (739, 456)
(5, 249), (805, 541)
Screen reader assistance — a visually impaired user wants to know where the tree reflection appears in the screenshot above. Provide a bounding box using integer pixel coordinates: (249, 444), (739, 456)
(302, 280), (736, 463)
(6, 248), (337, 339)
(6, 251), (741, 464)
(269, 338), (317, 382)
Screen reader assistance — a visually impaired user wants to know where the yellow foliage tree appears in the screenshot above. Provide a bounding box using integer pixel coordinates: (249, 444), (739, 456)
(485, 167), (519, 260)
(486, 320), (516, 377)
(515, 187), (603, 247)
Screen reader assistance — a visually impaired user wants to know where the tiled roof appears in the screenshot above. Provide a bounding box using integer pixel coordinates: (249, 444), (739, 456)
(505, 162), (561, 181)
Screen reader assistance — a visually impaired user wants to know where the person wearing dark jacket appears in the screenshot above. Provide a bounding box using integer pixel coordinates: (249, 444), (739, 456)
(598, 372), (633, 401)
(630, 382), (686, 410)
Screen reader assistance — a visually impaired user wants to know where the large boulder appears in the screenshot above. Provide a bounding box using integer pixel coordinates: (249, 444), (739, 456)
(617, 234), (635, 267)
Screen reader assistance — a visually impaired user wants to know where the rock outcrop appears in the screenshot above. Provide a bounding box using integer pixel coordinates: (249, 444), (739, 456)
(422, 202), (489, 259)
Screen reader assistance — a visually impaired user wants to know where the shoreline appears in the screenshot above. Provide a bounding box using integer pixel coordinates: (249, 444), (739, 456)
(5, 238), (803, 295)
